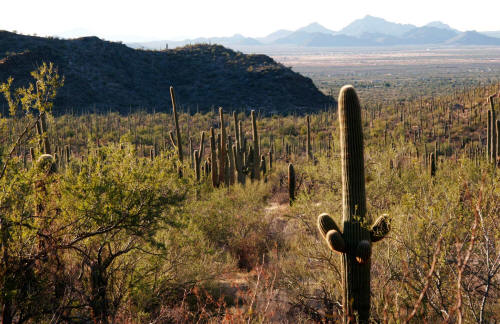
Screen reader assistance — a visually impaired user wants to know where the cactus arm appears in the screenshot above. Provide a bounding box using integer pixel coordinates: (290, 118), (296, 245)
(326, 230), (346, 253)
(370, 214), (391, 242)
(317, 213), (342, 239)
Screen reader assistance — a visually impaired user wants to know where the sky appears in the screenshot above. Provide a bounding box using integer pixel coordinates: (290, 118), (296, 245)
(1, 0), (499, 42)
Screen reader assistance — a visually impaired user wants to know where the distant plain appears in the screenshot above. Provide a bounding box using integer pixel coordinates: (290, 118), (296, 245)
(234, 45), (500, 102)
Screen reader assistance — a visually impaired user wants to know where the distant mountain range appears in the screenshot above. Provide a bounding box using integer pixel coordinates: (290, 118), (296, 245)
(128, 15), (500, 49)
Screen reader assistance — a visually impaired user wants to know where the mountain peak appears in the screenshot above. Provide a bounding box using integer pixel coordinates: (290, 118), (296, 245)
(424, 21), (456, 31)
(363, 15), (383, 21)
(296, 22), (335, 34)
(341, 15), (416, 37)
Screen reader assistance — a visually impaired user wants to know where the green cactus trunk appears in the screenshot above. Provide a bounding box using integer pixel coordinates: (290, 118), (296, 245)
(30, 147), (35, 164)
(233, 111), (240, 152)
(228, 136), (235, 185)
(306, 115), (312, 161)
(233, 144), (245, 184)
(194, 149), (201, 182)
(170, 86), (183, 163)
(65, 145), (70, 164)
(40, 112), (51, 155)
(487, 110), (491, 162)
(218, 108), (227, 185)
(251, 110), (260, 180)
(497, 119), (500, 165)
(288, 163), (295, 206)
(260, 155), (266, 176)
(490, 97), (496, 164)
(338, 85), (371, 323)
(209, 127), (218, 187)
(430, 152), (436, 177)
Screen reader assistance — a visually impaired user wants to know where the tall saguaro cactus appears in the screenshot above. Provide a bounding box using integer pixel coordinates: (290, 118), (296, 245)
(218, 107), (227, 186)
(251, 110), (260, 180)
(497, 119), (500, 165)
(487, 109), (492, 162)
(317, 85), (390, 323)
(490, 96), (496, 163)
(288, 163), (295, 205)
(306, 115), (312, 161)
(170, 86), (183, 163)
(209, 127), (218, 187)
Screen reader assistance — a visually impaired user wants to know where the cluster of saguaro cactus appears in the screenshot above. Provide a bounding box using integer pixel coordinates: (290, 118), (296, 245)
(317, 86), (390, 323)
(168, 87), (270, 184)
(165, 87), (271, 187)
(187, 107), (267, 187)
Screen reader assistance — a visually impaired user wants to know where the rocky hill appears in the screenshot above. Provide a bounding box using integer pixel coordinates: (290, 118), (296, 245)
(0, 31), (333, 114)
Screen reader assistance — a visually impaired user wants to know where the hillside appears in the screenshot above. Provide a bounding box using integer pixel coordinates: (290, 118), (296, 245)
(0, 31), (333, 114)
(446, 31), (500, 45)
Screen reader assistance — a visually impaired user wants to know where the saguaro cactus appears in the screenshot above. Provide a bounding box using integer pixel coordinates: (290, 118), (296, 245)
(317, 85), (389, 323)
(490, 96), (497, 164)
(306, 115), (312, 161)
(209, 127), (218, 187)
(170, 86), (183, 163)
(193, 131), (205, 182)
(487, 109), (492, 162)
(218, 107), (227, 185)
(288, 163), (295, 205)
(497, 119), (500, 165)
(251, 110), (260, 180)
(429, 152), (436, 177)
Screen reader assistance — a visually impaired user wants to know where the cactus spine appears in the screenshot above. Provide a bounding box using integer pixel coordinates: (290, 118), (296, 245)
(170, 86), (183, 163)
(317, 85), (389, 323)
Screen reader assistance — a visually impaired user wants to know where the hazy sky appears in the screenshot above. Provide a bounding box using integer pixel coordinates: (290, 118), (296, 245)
(1, 0), (499, 42)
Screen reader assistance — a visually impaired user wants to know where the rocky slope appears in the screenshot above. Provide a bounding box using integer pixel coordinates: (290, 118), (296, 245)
(0, 31), (333, 114)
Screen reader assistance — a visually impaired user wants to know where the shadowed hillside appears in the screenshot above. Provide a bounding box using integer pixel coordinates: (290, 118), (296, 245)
(0, 31), (333, 114)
